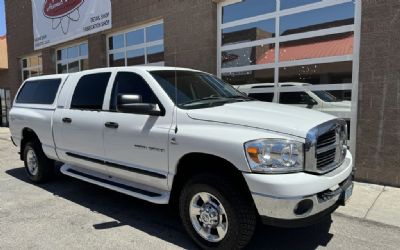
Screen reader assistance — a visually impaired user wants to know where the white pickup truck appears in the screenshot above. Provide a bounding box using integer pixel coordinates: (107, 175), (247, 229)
(9, 66), (353, 249)
(235, 82), (352, 119)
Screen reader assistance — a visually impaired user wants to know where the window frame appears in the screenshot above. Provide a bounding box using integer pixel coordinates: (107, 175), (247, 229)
(109, 71), (166, 116)
(56, 42), (89, 74)
(70, 72), (112, 111)
(106, 20), (165, 67)
(21, 54), (43, 81)
(15, 78), (62, 105)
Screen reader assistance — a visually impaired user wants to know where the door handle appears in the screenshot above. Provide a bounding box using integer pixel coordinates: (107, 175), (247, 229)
(62, 117), (72, 123)
(105, 122), (119, 129)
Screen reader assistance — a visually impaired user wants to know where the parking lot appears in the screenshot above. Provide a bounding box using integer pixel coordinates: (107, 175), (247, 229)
(1, 128), (400, 250)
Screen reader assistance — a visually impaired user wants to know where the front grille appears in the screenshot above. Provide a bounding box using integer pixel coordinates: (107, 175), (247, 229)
(317, 148), (336, 168)
(305, 119), (347, 174)
(316, 129), (337, 170)
(317, 130), (336, 149)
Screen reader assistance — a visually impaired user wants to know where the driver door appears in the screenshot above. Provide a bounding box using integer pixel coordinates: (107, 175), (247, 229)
(102, 71), (172, 191)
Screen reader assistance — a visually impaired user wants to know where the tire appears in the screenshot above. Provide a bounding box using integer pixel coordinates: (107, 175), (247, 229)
(23, 140), (55, 183)
(179, 174), (257, 250)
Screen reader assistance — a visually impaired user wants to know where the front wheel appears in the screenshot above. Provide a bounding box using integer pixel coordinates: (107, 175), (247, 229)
(179, 175), (257, 250)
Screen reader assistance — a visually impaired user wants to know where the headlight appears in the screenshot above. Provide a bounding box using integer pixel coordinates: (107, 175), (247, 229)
(244, 139), (304, 173)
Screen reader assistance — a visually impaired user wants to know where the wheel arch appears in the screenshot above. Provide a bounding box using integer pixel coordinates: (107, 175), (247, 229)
(20, 127), (41, 160)
(169, 152), (253, 207)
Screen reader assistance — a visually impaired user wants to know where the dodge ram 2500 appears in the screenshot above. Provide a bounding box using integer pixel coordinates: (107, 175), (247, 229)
(9, 66), (353, 249)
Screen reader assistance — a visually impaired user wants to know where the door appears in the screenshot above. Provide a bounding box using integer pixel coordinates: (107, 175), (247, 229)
(0, 89), (4, 127)
(54, 72), (112, 174)
(0, 89), (8, 127)
(103, 71), (172, 190)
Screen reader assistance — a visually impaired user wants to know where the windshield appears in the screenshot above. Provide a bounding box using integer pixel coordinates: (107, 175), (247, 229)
(150, 70), (252, 109)
(312, 91), (339, 102)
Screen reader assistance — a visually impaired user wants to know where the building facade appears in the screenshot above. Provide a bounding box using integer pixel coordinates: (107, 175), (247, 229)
(1, 0), (399, 187)
(0, 35), (10, 127)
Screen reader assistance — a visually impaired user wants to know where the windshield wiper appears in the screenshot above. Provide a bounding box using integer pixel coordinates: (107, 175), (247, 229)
(181, 95), (255, 107)
(181, 96), (228, 106)
(224, 95), (256, 101)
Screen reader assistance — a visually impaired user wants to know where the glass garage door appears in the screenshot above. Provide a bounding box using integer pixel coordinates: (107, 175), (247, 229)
(218, 0), (360, 151)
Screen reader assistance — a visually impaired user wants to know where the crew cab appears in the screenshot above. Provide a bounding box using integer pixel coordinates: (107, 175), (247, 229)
(9, 67), (353, 249)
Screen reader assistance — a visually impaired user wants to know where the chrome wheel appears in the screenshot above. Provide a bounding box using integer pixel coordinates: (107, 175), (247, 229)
(189, 192), (228, 243)
(26, 149), (39, 176)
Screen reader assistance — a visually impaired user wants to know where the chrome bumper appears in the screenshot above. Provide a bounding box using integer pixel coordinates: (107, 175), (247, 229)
(253, 176), (353, 221)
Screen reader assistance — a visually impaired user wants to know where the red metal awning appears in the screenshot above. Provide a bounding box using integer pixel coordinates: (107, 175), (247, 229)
(257, 33), (354, 64)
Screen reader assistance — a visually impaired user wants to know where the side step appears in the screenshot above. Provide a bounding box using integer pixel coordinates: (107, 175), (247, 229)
(60, 165), (170, 204)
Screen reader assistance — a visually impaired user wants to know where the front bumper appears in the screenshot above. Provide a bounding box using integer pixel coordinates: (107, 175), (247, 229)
(244, 153), (353, 227)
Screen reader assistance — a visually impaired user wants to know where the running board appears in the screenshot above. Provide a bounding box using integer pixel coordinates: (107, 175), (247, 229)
(60, 165), (170, 204)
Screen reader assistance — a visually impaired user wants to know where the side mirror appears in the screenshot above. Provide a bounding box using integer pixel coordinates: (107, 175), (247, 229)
(305, 97), (318, 108)
(117, 94), (161, 115)
(308, 98), (318, 106)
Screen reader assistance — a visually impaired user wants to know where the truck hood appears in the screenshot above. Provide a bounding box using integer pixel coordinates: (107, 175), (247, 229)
(186, 101), (336, 138)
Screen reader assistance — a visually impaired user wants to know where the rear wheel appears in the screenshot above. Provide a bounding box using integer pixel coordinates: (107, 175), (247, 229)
(179, 175), (257, 249)
(23, 140), (55, 183)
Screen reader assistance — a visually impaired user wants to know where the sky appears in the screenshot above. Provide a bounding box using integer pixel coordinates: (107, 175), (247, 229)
(0, 0), (5, 36)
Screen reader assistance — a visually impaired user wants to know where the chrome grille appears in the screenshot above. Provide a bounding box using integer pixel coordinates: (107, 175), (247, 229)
(316, 130), (336, 149)
(305, 119), (347, 174)
(316, 130), (337, 170)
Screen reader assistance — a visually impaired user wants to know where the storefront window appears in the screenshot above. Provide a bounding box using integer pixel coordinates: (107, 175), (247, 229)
(279, 62), (353, 85)
(222, 44), (276, 68)
(219, 0), (358, 144)
(279, 33), (353, 63)
(109, 34), (124, 50)
(21, 55), (43, 81)
(108, 21), (165, 67)
(279, 2), (355, 36)
(56, 42), (89, 73)
(280, 0), (322, 10)
(147, 45), (164, 64)
(222, 68), (274, 85)
(222, 0), (276, 23)
(222, 19), (275, 46)
(109, 52), (125, 67)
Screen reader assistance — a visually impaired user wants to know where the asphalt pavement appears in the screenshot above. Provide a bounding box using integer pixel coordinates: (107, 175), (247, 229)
(1, 128), (400, 250)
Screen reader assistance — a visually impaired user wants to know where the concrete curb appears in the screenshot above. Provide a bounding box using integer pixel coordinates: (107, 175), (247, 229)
(335, 182), (400, 228)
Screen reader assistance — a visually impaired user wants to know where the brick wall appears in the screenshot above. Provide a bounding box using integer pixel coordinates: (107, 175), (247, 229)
(3, 1), (33, 96)
(2, 0), (218, 98)
(356, 0), (400, 186)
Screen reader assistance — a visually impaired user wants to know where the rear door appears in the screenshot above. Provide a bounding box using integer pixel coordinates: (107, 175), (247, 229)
(102, 70), (172, 191)
(53, 72), (112, 175)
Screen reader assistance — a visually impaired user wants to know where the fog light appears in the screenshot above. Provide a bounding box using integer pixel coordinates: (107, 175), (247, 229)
(294, 199), (313, 216)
